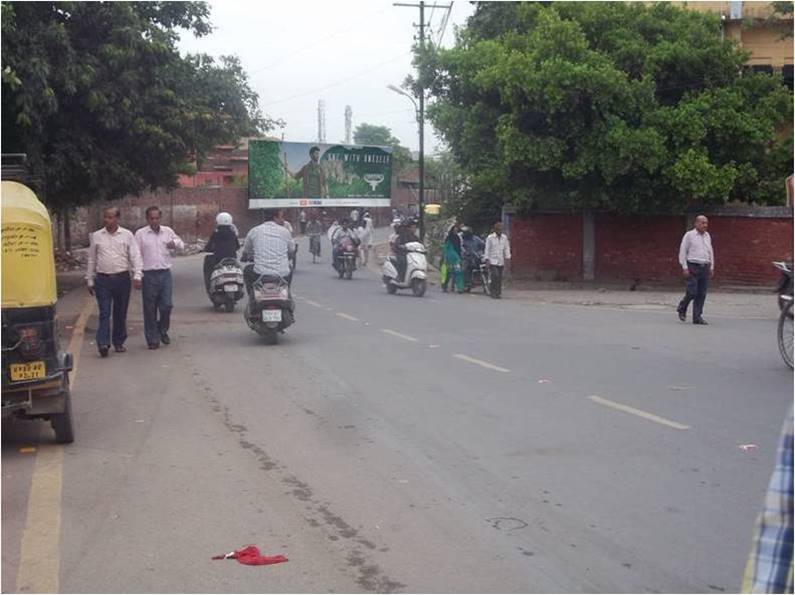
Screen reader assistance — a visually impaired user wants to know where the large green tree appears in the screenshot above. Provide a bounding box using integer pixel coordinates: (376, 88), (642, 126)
(353, 122), (412, 172)
(1, 1), (278, 213)
(420, 1), (793, 216)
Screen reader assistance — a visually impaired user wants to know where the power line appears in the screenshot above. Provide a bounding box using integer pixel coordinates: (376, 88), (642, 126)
(260, 52), (412, 107)
(248, 5), (393, 77)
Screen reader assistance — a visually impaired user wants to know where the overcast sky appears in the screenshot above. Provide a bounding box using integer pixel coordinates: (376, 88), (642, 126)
(177, 1), (476, 153)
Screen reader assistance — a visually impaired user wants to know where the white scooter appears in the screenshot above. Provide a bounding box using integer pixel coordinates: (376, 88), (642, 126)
(382, 241), (428, 297)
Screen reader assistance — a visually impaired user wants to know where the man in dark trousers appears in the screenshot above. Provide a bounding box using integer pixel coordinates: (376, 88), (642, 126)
(85, 207), (143, 357)
(135, 206), (184, 349)
(484, 221), (511, 299)
(677, 215), (715, 325)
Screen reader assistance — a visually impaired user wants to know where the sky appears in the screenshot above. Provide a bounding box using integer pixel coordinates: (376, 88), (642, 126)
(177, 0), (476, 153)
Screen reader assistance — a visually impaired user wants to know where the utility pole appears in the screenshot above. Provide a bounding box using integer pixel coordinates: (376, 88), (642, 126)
(393, 1), (450, 241)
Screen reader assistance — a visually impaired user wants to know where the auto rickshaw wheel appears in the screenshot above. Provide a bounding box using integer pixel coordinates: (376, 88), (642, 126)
(51, 374), (74, 444)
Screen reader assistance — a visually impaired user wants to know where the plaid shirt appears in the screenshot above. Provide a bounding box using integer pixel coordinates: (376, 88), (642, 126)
(241, 221), (295, 277)
(743, 407), (793, 593)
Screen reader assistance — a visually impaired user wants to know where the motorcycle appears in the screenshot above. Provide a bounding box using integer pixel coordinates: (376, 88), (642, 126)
(463, 252), (491, 295)
(334, 236), (358, 280)
(774, 261), (793, 369)
(243, 274), (295, 345)
(382, 241), (428, 297)
(208, 258), (245, 312)
(309, 233), (321, 263)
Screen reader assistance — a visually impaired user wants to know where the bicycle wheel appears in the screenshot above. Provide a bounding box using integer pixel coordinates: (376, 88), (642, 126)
(778, 301), (793, 369)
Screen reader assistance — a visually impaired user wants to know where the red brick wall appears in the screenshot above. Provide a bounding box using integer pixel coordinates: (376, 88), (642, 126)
(510, 211), (793, 286)
(708, 217), (793, 285)
(510, 213), (583, 281)
(595, 214), (684, 282)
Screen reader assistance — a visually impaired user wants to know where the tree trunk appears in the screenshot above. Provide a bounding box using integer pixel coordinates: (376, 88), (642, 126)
(64, 210), (72, 253)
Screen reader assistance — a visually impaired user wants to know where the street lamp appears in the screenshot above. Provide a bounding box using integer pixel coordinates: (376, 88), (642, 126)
(387, 84), (425, 241)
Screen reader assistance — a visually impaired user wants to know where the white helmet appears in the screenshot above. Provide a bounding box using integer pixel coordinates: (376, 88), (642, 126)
(216, 212), (233, 226)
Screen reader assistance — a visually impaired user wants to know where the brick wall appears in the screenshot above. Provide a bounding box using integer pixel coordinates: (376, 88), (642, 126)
(511, 213), (583, 281)
(708, 216), (793, 285)
(69, 186), (395, 247)
(595, 214), (684, 283)
(509, 209), (793, 286)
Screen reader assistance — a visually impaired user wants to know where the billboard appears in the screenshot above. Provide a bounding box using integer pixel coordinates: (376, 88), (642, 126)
(248, 140), (392, 208)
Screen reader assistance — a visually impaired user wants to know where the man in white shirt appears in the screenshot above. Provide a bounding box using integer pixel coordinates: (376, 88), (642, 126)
(241, 208), (296, 295)
(677, 215), (715, 325)
(484, 221), (511, 299)
(135, 206), (184, 349)
(85, 207), (143, 357)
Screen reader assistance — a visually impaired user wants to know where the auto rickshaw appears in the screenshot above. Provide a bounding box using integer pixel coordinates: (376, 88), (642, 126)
(1, 180), (74, 443)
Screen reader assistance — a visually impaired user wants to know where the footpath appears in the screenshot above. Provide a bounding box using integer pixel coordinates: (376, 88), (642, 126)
(369, 240), (780, 321)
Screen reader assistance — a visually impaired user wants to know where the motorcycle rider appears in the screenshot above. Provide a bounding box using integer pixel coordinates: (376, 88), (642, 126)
(202, 212), (240, 292)
(307, 218), (323, 257)
(395, 217), (420, 282)
(241, 208), (295, 296)
(331, 218), (360, 270)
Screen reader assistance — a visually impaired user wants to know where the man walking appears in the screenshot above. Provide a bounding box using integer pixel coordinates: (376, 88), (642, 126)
(86, 207), (143, 357)
(135, 206), (184, 350)
(299, 209), (307, 235)
(677, 215), (714, 325)
(484, 221), (511, 299)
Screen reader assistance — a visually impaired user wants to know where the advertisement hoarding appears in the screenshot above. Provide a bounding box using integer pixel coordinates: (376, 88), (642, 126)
(248, 140), (392, 208)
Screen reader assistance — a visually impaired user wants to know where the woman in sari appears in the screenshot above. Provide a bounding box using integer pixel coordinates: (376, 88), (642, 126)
(441, 222), (464, 293)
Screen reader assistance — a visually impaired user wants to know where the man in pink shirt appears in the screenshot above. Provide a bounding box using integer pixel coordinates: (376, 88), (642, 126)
(135, 206), (184, 349)
(86, 207), (143, 357)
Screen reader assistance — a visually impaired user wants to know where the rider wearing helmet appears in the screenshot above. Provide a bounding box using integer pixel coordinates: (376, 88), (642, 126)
(202, 212), (241, 292)
(395, 217), (420, 281)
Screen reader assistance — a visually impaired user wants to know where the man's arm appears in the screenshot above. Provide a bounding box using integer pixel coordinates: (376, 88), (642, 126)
(678, 232), (690, 272)
(169, 228), (185, 251)
(709, 235), (715, 274)
(85, 232), (97, 293)
(504, 236), (511, 261)
(128, 232), (143, 287)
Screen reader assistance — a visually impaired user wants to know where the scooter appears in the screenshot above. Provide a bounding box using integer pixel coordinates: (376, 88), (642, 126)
(334, 236), (358, 280)
(382, 241), (428, 297)
(208, 258), (245, 312)
(243, 274), (295, 345)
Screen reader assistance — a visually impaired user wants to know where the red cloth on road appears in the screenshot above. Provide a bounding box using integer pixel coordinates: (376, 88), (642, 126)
(212, 545), (288, 566)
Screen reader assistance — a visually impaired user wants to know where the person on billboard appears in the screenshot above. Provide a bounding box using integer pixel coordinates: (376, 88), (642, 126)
(285, 146), (328, 198)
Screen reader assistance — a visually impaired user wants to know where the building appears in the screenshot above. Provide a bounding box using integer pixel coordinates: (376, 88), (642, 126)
(177, 137), (278, 188)
(676, 1), (793, 86)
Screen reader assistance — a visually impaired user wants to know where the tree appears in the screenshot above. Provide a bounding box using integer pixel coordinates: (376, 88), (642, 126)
(419, 1), (793, 216)
(1, 1), (279, 219)
(353, 122), (412, 172)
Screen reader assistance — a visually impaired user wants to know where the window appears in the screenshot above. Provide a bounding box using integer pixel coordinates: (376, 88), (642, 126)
(783, 65), (793, 91)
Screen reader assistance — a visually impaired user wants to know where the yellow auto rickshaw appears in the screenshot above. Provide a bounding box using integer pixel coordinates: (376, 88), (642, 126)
(1, 180), (74, 443)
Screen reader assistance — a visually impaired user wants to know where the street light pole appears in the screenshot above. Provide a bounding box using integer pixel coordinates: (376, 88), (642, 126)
(387, 83), (424, 240)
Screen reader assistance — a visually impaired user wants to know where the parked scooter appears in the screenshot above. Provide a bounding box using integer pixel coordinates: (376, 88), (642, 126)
(243, 274), (295, 345)
(382, 241), (428, 297)
(334, 236), (358, 280)
(208, 258), (245, 312)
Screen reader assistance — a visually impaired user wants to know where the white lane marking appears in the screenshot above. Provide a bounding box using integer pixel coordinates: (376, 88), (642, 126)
(305, 300), (323, 308)
(452, 354), (510, 373)
(335, 312), (360, 322)
(588, 395), (691, 430)
(380, 329), (419, 343)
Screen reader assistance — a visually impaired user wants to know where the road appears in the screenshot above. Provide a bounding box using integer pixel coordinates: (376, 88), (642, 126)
(3, 237), (792, 593)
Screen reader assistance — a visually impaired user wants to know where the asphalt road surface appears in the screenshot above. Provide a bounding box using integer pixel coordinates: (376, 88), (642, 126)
(3, 238), (792, 593)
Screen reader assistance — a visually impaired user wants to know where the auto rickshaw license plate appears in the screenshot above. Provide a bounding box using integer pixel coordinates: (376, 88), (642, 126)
(9, 361), (46, 381)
